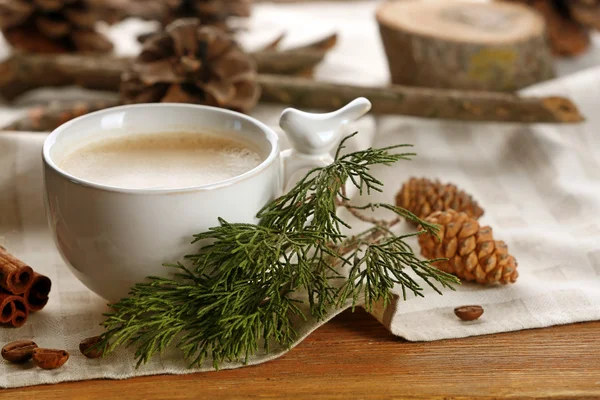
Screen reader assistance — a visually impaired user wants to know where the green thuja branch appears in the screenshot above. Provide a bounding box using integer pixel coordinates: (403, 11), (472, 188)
(97, 133), (458, 369)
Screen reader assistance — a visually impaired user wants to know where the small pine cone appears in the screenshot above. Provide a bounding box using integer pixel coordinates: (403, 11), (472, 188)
(121, 18), (260, 113)
(418, 210), (518, 285)
(396, 178), (484, 221)
(0, 0), (113, 53)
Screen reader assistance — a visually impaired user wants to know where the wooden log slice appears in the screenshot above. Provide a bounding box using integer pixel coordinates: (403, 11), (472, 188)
(376, 1), (556, 92)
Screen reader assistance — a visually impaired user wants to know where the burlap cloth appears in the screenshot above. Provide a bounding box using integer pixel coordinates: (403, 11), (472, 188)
(1, 0), (600, 389)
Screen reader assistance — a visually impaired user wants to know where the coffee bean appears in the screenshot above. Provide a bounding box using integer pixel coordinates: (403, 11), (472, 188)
(32, 348), (69, 370)
(454, 305), (484, 321)
(1, 340), (38, 363)
(79, 336), (103, 359)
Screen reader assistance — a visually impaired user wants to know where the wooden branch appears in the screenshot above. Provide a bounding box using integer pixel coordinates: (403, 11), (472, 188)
(252, 33), (336, 76)
(0, 49), (326, 101)
(0, 53), (123, 100)
(257, 74), (584, 123)
(252, 50), (325, 76)
(283, 33), (338, 53)
(258, 33), (337, 53)
(4, 100), (121, 132)
(4, 74), (584, 131)
(0, 55), (584, 126)
(258, 33), (287, 52)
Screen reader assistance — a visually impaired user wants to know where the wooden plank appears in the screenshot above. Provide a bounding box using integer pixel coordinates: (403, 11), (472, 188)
(1, 309), (599, 399)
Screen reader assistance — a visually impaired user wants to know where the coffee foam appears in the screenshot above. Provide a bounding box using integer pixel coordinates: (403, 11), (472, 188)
(59, 132), (264, 190)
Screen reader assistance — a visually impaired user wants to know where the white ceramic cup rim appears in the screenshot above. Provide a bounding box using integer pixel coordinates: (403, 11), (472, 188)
(42, 103), (280, 195)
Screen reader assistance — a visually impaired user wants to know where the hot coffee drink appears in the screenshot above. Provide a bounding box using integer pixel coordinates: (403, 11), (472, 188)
(59, 132), (263, 190)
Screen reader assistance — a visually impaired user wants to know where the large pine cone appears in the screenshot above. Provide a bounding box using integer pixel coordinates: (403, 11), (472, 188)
(0, 0), (113, 53)
(418, 210), (518, 285)
(170, 0), (252, 26)
(396, 178), (484, 221)
(121, 18), (260, 113)
(122, 0), (252, 28)
(165, 0), (252, 28)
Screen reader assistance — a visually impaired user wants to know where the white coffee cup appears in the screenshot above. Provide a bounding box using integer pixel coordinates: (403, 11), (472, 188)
(43, 99), (371, 302)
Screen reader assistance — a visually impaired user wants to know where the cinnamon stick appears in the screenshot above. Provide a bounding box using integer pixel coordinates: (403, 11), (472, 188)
(0, 246), (34, 295)
(24, 273), (51, 313)
(0, 247), (51, 328)
(0, 292), (29, 328)
(0, 292), (15, 324)
(11, 297), (28, 328)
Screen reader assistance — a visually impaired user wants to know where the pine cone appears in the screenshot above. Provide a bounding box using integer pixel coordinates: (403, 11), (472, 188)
(121, 18), (260, 113)
(569, 0), (600, 30)
(165, 0), (251, 28)
(0, 0), (113, 53)
(85, 0), (140, 25)
(122, 0), (252, 29)
(396, 178), (484, 221)
(418, 210), (518, 285)
(498, 0), (590, 56)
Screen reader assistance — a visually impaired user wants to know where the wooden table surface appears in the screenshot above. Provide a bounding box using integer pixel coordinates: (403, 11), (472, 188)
(2, 309), (599, 399)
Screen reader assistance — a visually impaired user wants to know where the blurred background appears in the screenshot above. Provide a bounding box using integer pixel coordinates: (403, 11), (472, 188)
(0, 0), (598, 128)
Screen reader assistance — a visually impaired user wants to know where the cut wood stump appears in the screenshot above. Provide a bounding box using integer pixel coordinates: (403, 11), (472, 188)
(376, 1), (555, 92)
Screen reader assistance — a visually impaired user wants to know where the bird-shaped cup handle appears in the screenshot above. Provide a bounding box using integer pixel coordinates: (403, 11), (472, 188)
(278, 97), (372, 189)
